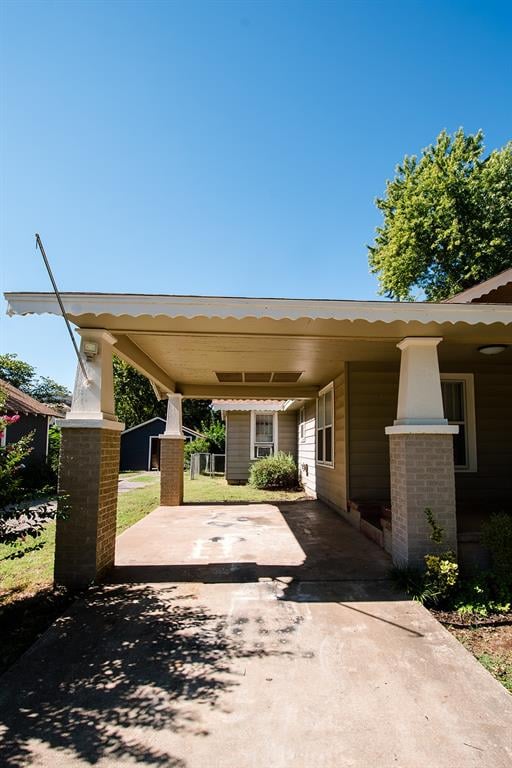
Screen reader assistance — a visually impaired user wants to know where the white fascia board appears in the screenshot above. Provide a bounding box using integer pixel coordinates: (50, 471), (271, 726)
(445, 269), (512, 303)
(122, 417), (166, 434)
(4, 292), (512, 326)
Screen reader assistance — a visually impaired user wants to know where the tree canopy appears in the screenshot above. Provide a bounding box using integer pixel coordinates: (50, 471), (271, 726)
(368, 129), (512, 301)
(0, 353), (71, 405)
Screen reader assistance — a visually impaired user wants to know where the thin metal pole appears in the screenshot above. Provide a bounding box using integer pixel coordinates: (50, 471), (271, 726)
(35, 233), (89, 382)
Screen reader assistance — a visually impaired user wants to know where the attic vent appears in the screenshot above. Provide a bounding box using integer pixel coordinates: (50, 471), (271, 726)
(272, 372), (303, 383)
(216, 372), (244, 383)
(215, 371), (303, 384)
(244, 372), (272, 383)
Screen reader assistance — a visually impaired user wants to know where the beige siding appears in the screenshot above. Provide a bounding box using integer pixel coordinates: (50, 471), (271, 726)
(225, 412), (251, 482)
(297, 400), (316, 497)
(347, 362), (512, 512)
(316, 369), (348, 512)
(348, 365), (398, 502)
(278, 411), (297, 458)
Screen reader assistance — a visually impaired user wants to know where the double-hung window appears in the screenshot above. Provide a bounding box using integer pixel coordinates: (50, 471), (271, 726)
(441, 374), (477, 472)
(316, 384), (334, 466)
(251, 412), (277, 458)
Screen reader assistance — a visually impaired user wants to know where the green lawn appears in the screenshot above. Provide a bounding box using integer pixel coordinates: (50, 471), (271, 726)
(184, 472), (306, 504)
(0, 478), (160, 605)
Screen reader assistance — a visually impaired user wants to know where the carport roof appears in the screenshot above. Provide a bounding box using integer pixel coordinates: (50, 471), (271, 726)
(5, 291), (512, 399)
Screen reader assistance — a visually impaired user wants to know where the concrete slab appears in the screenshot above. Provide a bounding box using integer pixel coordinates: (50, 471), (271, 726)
(0, 501), (510, 766)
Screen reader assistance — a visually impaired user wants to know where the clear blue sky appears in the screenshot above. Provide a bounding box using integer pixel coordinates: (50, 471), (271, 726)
(1, 0), (511, 389)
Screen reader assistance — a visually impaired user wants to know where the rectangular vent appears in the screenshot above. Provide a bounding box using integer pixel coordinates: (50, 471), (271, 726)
(272, 372), (303, 383)
(244, 372), (272, 383)
(216, 372), (244, 383)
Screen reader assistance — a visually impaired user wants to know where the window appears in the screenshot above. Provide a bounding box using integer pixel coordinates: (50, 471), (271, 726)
(441, 374), (477, 472)
(316, 384), (334, 466)
(299, 406), (305, 440)
(251, 412), (278, 459)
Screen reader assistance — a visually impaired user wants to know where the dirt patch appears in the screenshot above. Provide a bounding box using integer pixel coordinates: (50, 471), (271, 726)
(432, 609), (512, 692)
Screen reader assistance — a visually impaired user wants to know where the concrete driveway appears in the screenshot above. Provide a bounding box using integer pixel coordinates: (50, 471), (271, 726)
(0, 501), (510, 767)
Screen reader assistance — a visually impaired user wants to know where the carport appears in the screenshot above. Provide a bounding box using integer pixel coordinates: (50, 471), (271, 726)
(5, 291), (511, 587)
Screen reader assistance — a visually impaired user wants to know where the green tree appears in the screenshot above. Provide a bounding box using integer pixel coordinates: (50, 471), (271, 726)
(0, 353), (36, 391)
(30, 376), (71, 405)
(368, 129), (512, 301)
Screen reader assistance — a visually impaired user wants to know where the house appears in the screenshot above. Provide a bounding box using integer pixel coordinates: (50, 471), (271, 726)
(120, 416), (204, 471)
(0, 377), (59, 465)
(212, 399), (297, 483)
(5, 269), (512, 587)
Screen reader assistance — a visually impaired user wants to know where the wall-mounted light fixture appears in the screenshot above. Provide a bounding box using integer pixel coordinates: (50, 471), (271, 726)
(83, 341), (99, 359)
(478, 345), (508, 355)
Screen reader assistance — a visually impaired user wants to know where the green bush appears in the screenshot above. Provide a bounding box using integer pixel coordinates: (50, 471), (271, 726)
(249, 452), (298, 490)
(481, 512), (512, 597)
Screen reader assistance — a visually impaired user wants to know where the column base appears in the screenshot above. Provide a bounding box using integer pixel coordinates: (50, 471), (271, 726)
(55, 426), (121, 588)
(160, 436), (184, 506)
(388, 432), (457, 568)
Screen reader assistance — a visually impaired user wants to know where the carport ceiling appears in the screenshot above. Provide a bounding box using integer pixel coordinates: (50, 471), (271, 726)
(5, 292), (512, 397)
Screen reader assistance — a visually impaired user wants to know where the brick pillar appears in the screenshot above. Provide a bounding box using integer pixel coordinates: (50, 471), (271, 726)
(388, 432), (457, 567)
(160, 436), (184, 506)
(55, 426), (121, 587)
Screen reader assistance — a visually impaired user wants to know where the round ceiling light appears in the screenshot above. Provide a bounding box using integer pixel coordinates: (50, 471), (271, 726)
(478, 345), (508, 355)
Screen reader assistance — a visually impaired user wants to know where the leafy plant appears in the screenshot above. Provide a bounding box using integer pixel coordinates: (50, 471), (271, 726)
(249, 452), (298, 490)
(481, 512), (512, 596)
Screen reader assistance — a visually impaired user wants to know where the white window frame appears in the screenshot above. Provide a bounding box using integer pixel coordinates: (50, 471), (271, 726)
(250, 411), (279, 460)
(441, 373), (477, 473)
(316, 382), (334, 468)
(299, 406), (305, 441)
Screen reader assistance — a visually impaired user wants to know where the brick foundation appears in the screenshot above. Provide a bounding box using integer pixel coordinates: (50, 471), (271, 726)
(160, 437), (184, 506)
(389, 433), (457, 567)
(55, 427), (121, 587)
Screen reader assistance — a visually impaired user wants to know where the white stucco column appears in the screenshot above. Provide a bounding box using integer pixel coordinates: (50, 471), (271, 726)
(160, 393), (184, 505)
(65, 329), (122, 426)
(164, 393), (183, 437)
(385, 337), (458, 567)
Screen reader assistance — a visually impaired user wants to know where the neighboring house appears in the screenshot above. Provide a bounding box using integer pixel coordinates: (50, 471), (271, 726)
(0, 377), (58, 464)
(212, 400), (297, 483)
(120, 417), (205, 471)
(5, 267), (512, 584)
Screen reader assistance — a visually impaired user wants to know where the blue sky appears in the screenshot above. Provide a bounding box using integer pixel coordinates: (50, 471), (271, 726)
(1, 0), (511, 389)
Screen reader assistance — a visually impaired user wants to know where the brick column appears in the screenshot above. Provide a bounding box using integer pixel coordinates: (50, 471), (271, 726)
(160, 436), (184, 506)
(388, 432), (457, 567)
(55, 425), (122, 587)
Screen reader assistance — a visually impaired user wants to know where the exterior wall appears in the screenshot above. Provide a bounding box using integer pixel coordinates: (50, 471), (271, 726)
(225, 412), (251, 483)
(297, 400), (316, 497)
(6, 413), (50, 464)
(225, 409), (298, 484)
(348, 364), (398, 502)
(315, 369), (348, 514)
(348, 362), (512, 520)
(55, 426), (121, 587)
(120, 419), (165, 471)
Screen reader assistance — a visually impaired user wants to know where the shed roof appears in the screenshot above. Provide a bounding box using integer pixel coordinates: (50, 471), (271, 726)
(0, 378), (59, 417)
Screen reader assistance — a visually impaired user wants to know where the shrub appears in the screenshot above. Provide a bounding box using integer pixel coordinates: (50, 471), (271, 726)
(481, 512), (512, 597)
(184, 437), (211, 469)
(249, 452), (297, 490)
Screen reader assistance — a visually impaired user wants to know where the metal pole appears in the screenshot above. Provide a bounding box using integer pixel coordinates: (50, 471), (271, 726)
(35, 233), (89, 382)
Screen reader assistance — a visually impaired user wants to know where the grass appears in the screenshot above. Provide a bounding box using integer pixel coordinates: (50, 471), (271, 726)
(184, 472), (306, 504)
(0, 477), (160, 606)
(477, 652), (512, 692)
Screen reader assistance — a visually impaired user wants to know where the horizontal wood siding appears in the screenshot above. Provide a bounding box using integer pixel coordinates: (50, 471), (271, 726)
(348, 366), (398, 502)
(297, 400), (316, 496)
(225, 412), (251, 482)
(278, 411), (297, 459)
(348, 362), (512, 512)
(316, 369), (348, 512)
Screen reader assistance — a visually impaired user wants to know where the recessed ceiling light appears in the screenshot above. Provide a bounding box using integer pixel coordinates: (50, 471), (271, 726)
(478, 345), (508, 355)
